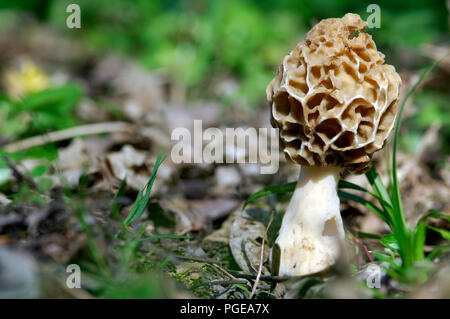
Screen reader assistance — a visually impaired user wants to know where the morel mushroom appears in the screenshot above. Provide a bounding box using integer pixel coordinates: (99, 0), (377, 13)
(267, 13), (401, 276)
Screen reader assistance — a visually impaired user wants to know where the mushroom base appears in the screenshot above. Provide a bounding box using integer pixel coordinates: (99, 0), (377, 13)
(271, 166), (345, 276)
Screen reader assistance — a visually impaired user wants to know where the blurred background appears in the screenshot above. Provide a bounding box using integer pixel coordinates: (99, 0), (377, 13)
(0, 0), (449, 152)
(0, 0), (448, 298)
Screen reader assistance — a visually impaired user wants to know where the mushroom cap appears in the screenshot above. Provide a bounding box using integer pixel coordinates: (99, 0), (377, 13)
(267, 13), (401, 173)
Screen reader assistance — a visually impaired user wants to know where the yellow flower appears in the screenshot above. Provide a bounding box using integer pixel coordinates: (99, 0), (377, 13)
(3, 61), (50, 100)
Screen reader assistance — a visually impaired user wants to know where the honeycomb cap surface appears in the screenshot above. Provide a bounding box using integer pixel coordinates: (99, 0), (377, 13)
(267, 13), (401, 173)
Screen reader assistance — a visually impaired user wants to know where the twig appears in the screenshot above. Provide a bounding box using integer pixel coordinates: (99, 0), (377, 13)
(362, 244), (374, 263)
(173, 249), (301, 283)
(226, 270), (300, 282)
(2, 155), (37, 189)
(209, 263), (235, 279)
(353, 236), (374, 262)
(152, 241), (303, 283)
(192, 279), (249, 289)
(249, 210), (274, 299)
(175, 255), (222, 264)
(4, 122), (131, 152)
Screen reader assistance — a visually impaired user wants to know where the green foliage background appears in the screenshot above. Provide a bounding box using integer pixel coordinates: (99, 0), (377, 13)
(1, 0), (448, 106)
(0, 1), (448, 154)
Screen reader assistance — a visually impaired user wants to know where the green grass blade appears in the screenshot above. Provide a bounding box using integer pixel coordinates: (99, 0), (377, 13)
(427, 226), (450, 241)
(123, 148), (166, 226)
(338, 179), (393, 209)
(365, 167), (393, 208)
(366, 165), (409, 266)
(413, 220), (427, 261)
(371, 251), (404, 282)
(255, 290), (276, 297)
(159, 256), (171, 268)
(244, 181), (296, 207)
(110, 177), (127, 218)
(121, 223), (146, 268)
(380, 234), (400, 251)
(357, 232), (381, 239)
(390, 55), (448, 256)
(338, 190), (390, 226)
(427, 245), (450, 261)
(74, 205), (109, 274)
(371, 251), (402, 273)
(413, 209), (450, 261)
(417, 210), (450, 224)
(234, 284), (251, 294)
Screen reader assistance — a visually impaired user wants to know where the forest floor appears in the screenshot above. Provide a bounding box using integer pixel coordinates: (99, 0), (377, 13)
(0, 14), (449, 299)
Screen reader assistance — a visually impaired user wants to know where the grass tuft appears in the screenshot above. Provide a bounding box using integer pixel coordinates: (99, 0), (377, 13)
(123, 148), (166, 226)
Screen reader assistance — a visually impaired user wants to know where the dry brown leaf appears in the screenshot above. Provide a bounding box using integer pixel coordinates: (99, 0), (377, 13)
(229, 211), (270, 274)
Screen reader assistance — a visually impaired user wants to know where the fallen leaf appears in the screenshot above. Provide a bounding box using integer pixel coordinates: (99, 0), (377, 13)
(229, 211), (269, 274)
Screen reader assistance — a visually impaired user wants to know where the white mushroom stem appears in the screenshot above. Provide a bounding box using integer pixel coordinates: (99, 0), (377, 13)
(272, 166), (345, 276)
